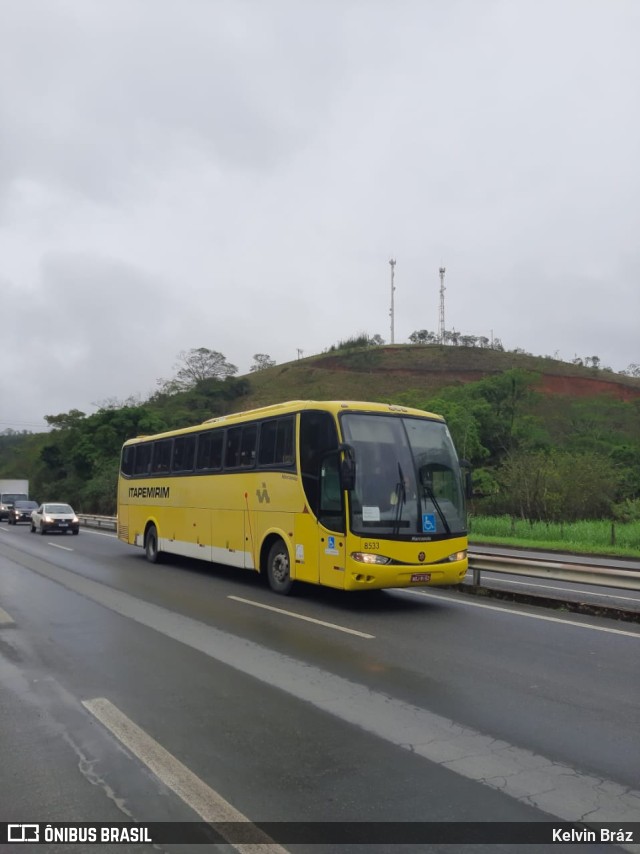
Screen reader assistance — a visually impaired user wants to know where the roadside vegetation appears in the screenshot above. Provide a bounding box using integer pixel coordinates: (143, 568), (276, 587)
(469, 515), (640, 558)
(1, 339), (639, 559)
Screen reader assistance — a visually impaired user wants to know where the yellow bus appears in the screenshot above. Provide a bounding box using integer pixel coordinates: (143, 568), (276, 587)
(117, 400), (470, 594)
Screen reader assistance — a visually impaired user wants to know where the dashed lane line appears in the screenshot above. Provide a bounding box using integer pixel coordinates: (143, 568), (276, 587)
(228, 595), (375, 638)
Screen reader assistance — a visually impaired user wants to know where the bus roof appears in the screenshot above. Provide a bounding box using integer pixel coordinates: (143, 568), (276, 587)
(123, 400), (445, 444)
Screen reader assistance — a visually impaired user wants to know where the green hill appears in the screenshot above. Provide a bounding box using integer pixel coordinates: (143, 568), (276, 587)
(2, 344), (639, 520)
(233, 344), (640, 411)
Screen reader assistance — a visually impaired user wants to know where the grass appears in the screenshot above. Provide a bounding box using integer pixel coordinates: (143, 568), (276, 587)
(235, 343), (640, 416)
(469, 515), (640, 558)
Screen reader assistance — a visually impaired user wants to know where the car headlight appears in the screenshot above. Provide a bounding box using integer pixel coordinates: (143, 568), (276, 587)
(350, 552), (392, 565)
(445, 550), (467, 562)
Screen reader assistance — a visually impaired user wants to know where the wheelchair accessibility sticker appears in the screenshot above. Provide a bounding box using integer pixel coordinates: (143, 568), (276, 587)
(422, 514), (437, 533)
(325, 535), (339, 556)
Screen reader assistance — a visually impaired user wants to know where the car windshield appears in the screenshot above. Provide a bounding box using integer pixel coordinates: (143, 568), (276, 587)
(341, 412), (467, 539)
(15, 501), (38, 510)
(45, 504), (74, 514)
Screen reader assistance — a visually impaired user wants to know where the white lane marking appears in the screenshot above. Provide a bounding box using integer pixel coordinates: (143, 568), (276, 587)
(400, 589), (640, 638)
(83, 698), (287, 854)
(0, 606), (15, 626)
(474, 575), (640, 604)
(48, 543), (74, 551)
(228, 595), (375, 639)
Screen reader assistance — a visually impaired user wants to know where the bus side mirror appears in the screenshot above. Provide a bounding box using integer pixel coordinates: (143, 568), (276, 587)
(339, 443), (356, 491)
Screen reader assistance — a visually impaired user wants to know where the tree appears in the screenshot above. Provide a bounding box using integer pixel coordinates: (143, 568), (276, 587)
(159, 348), (238, 393)
(328, 333), (384, 351)
(408, 330), (437, 344)
(459, 335), (477, 348)
(250, 353), (276, 372)
(44, 409), (87, 430)
(496, 450), (620, 522)
(422, 397), (489, 463)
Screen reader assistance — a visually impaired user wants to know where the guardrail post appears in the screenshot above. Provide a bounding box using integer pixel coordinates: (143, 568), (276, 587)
(472, 567), (481, 586)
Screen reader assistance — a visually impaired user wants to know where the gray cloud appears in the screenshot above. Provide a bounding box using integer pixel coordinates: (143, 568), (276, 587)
(1, 0), (639, 431)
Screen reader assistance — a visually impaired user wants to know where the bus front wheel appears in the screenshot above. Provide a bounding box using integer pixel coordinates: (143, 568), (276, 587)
(145, 525), (162, 564)
(266, 540), (293, 595)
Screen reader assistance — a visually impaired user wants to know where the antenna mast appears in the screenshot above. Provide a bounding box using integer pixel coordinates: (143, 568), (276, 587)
(438, 267), (446, 344)
(389, 258), (396, 344)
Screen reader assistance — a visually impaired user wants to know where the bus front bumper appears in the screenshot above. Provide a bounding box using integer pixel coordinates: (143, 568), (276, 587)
(344, 553), (468, 591)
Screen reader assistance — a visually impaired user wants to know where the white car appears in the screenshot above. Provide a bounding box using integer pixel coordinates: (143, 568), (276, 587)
(31, 503), (80, 535)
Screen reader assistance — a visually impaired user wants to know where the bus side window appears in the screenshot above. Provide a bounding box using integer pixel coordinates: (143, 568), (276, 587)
(133, 443), (152, 476)
(259, 417), (294, 467)
(300, 410), (340, 515)
(318, 453), (345, 533)
(196, 430), (223, 471)
(225, 427), (242, 468)
(173, 435), (196, 472)
(275, 418), (294, 465)
(121, 445), (135, 476)
(151, 439), (172, 473)
(240, 425), (257, 468)
(258, 420), (277, 465)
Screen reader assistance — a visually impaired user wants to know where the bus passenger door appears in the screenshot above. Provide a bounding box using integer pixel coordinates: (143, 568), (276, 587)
(317, 453), (346, 588)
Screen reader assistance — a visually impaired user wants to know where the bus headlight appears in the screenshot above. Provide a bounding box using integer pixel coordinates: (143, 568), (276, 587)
(446, 550), (467, 562)
(350, 552), (392, 565)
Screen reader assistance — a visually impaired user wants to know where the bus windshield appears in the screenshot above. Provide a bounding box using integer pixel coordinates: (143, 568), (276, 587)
(341, 413), (466, 539)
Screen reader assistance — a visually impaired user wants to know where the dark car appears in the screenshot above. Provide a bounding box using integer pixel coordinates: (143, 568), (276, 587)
(30, 503), (80, 535)
(0, 492), (29, 521)
(8, 500), (39, 524)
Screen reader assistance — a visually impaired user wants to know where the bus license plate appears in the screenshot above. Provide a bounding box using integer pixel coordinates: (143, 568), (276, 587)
(411, 572), (431, 583)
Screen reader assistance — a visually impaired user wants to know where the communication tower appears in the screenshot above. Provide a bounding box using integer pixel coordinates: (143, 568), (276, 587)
(438, 267), (446, 344)
(389, 259), (396, 344)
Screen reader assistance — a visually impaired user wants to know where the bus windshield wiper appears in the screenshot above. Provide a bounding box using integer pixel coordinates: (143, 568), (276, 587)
(422, 482), (451, 534)
(392, 462), (406, 536)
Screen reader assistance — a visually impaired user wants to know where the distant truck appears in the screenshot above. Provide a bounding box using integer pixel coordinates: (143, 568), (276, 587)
(0, 479), (30, 521)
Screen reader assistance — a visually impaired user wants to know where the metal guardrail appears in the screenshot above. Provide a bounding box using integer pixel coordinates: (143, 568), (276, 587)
(79, 515), (640, 592)
(78, 514), (117, 531)
(468, 553), (640, 591)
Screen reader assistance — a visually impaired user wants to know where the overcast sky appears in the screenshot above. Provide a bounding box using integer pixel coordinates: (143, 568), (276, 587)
(2, 0), (639, 432)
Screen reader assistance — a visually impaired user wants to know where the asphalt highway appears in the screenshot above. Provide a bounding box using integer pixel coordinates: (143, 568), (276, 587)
(1, 523), (639, 854)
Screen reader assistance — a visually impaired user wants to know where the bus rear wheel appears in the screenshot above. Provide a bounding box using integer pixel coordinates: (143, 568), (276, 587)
(266, 540), (293, 595)
(145, 525), (162, 564)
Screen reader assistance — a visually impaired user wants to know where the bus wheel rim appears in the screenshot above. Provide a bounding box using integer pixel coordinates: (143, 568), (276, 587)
(273, 553), (288, 582)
